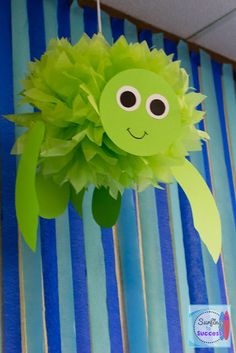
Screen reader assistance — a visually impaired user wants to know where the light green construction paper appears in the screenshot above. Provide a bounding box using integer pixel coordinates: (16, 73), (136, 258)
(171, 158), (222, 263)
(16, 121), (45, 251)
(36, 173), (70, 219)
(100, 69), (181, 156)
(92, 187), (121, 228)
(71, 187), (85, 217)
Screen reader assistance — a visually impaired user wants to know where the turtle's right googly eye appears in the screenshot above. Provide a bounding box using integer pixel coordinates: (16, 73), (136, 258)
(146, 94), (169, 119)
(116, 86), (141, 111)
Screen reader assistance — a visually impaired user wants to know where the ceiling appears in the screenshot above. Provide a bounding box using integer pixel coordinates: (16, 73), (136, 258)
(101, 0), (236, 61)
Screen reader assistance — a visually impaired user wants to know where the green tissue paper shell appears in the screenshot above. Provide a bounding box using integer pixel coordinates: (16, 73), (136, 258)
(6, 33), (221, 261)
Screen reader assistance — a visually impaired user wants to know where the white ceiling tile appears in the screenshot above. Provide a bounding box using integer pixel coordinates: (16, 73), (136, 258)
(102, 0), (236, 37)
(192, 12), (236, 60)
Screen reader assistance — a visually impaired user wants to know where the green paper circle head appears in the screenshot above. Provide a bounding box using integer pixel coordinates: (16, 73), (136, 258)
(100, 69), (181, 156)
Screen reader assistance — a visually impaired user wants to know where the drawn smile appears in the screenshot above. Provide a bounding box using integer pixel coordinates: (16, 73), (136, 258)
(127, 128), (148, 140)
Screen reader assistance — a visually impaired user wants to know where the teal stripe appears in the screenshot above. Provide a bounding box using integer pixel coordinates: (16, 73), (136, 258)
(43, 0), (57, 46)
(70, 0), (83, 45)
(83, 187), (110, 353)
(124, 20), (137, 43)
(138, 187), (169, 353)
(200, 50), (236, 336)
(11, 1), (45, 352)
(21, 234), (44, 353)
(101, 11), (113, 43)
(178, 41), (222, 307)
(152, 33), (164, 50)
(222, 64), (236, 177)
(56, 211), (77, 353)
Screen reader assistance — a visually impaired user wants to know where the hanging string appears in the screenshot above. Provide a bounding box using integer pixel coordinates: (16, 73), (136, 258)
(96, 0), (102, 33)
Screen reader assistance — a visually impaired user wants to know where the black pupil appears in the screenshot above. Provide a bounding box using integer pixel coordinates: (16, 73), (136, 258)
(120, 91), (136, 108)
(150, 99), (166, 116)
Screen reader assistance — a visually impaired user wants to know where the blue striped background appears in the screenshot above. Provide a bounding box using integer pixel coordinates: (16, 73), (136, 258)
(0, 1), (235, 352)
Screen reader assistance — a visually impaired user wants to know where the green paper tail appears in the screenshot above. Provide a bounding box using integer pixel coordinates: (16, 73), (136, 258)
(171, 158), (222, 263)
(92, 187), (121, 228)
(16, 121), (45, 251)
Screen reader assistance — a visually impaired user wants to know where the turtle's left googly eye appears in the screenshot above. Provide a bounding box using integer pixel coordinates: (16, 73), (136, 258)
(116, 86), (141, 111)
(146, 94), (169, 119)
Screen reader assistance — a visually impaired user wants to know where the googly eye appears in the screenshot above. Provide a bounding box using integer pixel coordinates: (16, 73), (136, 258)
(146, 94), (169, 119)
(117, 86), (141, 111)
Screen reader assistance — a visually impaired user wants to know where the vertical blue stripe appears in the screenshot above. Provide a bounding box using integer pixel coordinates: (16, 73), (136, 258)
(117, 190), (149, 353)
(82, 188), (111, 353)
(211, 61), (236, 221)
(137, 30), (171, 353)
(122, 21), (149, 353)
(101, 228), (124, 353)
(111, 17), (124, 42)
(40, 219), (62, 353)
(83, 6), (97, 38)
(101, 11), (113, 43)
(222, 64), (236, 175)
(155, 188), (184, 353)
(154, 37), (184, 353)
(0, 1), (21, 352)
(70, 0), (83, 45)
(56, 212), (77, 353)
(152, 33), (164, 50)
(26, 1), (62, 352)
(55, 4), (77, 353)
(57, 0), (71, 39)
(12, 0), (45, 352)
(68, 204), (91, 353)
(139, 29), (153, 47)
(26, 0), (46, 58)
(43, 0), (57, 46)
(138, 188), (170, 353)
(168, 182), (195, 353)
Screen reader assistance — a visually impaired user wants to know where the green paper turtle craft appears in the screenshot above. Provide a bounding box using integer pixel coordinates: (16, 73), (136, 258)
(5, 34), (221, 262)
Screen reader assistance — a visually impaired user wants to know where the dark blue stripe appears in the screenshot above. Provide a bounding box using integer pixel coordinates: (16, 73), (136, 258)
(0, 1), (21, 352)
(191, 52), (228, 307)
(155, 188), (184, 353)
(26, 1), (62, 352)
(211, 60), (236, 224)
(83, 6), (97, 38)
(26, 0), (46, 58)
(57, 0), (71, 39)
(101, 228), (124, 353)
(68, 204), (91, 353)
(40, 219), (62, 353)
(111, 17), (124, 42)
(138, 29), (153, 47)
(164, 38), (177, 60)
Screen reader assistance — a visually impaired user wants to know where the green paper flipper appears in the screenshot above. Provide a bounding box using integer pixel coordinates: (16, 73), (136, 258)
(16, 121), (45, 251)
(171, 158), (222, 263)
(92, 187), (121, 228)
(36, 174), (70, 219)
(71, 187), (85, 217)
